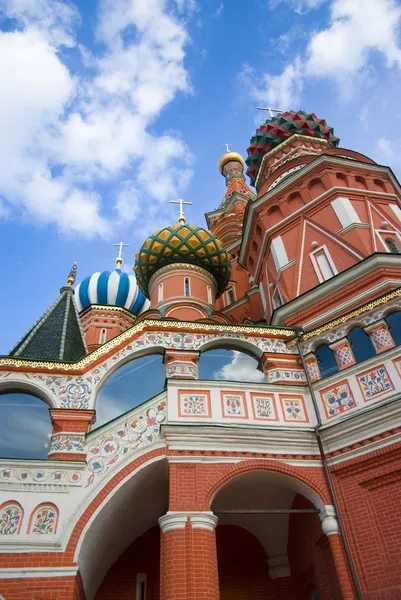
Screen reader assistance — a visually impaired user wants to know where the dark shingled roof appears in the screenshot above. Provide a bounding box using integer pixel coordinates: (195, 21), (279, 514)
(9, 287), (87, 362)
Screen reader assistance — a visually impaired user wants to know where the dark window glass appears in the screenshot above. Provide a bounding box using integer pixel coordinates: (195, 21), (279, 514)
(316, 345), (338, 378)
(184, 278), (190, 297)
(386, 311), (401, 345)
(348, 327), (376, 362)
(385, 238), (401, 253)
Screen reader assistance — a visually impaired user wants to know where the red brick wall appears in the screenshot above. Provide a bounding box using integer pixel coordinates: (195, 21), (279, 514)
(0, 576), (83, 600)
(288, 495), (341, 600)
(96, 526), (160, 600)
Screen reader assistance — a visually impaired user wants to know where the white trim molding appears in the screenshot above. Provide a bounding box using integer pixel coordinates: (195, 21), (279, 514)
(320, 505), (339, 536)
(159, 511), (218, 532)
(0, 566), (78, 579)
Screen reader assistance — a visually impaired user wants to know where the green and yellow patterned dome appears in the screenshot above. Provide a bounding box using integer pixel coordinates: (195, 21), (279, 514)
(134, 223), (231, 298)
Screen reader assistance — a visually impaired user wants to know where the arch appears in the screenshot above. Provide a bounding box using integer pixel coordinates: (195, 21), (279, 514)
(287, 191), (304, 210)
(308, 178), (326, 198)
(354, 175), (368, 190)
(385, 237), (401, 254)
(184, 277), (191, 297)
(199, 338), (263, 360)
(335, 172), (348, 186)
(28, 502), (59, 535)
(207, 460), (329, 510)
(0, 377), (56, 408)
(386, 311), (401, 346)
(348, 327), (376, 362)
(315, 345), (338, 378)
(99, 328), (107, 345)
(373, 178), (387, 192)
(0, 500), (24, 535)
(199, 348), (264, 383)
(267, 204), (284, 226)
(70, 451), (167, 599)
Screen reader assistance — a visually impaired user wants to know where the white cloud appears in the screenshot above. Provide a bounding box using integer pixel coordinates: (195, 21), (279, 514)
(214, 351), (265, 383)
(269, 0), (326, 14)
(0, 0), (194, 237)
(378, 136), (396, 160)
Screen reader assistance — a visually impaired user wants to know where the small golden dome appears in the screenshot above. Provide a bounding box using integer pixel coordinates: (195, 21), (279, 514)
(218, 151), (245, 174)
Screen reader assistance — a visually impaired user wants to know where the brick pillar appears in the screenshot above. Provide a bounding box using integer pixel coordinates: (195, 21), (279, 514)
(364, 319), (395, 353)
(159, 511), (219, 600)
(48, 409), (95, 460)
(165, 350), (199, 380)
(329, 338), (356, 370)
(320, 506), (356, 600)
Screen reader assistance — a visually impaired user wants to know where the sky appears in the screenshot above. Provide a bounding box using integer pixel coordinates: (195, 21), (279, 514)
(2, 0), (401, 455)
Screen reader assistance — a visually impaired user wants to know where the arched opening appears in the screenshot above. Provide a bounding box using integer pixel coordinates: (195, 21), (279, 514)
(94, 355), (165, 429)
(0, 392), (52, 459)
(184, 277), (190, 297)
(373, 178), (386, 192)
(199, 349), (264, 383)
(354, 175), (368, 190)
(308, 178), (326, 199)
(386, 311), (401, 346)
(211, 470), (337, 599)
(335, 172), (348, 186)
(348, 327), (376, 363)
(268, 205), (284, 226)
(99, 328), (107, 345)
(385, 237), (401, 254)
(287, 191), (304, 211)
(315, 345), (338, 379)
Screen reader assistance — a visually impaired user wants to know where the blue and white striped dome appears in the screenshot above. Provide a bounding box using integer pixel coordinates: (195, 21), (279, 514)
(75, 269), (149, 314)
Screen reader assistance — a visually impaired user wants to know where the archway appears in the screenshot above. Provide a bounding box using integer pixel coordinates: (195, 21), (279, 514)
(199, 348), (264, 383)
(0, 392), (52, 459)
(94, 354), (165, 428)
(211, 470), (339, 599)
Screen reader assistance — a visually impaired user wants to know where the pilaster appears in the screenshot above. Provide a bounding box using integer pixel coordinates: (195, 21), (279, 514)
(165, 350), (199, 380)
(329, 338), (356, 371)
(48, 409), (95, 461)
(364, 320), (395, 354)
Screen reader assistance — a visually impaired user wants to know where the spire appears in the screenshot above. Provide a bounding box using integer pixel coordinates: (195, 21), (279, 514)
(9, 265), (87, 362)
(217, 148), (255, 209)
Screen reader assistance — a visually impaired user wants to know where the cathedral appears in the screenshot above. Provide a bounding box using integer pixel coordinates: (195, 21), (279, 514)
(1, 110), (401, 599)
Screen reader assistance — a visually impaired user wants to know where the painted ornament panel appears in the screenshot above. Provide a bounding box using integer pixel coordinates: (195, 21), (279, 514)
(320, 380), (357, 418)
(178, 391), (211, 418)
(0, 503), (22, 535)
(221, 392), (248, 419)
(280, 395), (309, 422)
(369, 326), (394, 353)
(357, 365), (394, 401)
(332, 343), (355, 369)
(166, 361), (198, 379)
(250, 393), (278, 421)
(31, 506), (57, 534)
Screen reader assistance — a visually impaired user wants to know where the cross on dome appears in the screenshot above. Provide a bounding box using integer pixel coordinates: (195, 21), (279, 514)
(223, 143), (231, 152)
(170, 198), (192, 224)
(257, 106), (283, 118)
(113, 241), (129, 267)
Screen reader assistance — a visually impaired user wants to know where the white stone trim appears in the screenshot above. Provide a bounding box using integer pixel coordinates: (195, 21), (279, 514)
(271, 236), (290, 273)
(159, 511), (218, 532)
(331, 197), (361, 229)
(0, 567), (78, 579)
(268, 555), (291, 579)
(320, 505), (339, 536)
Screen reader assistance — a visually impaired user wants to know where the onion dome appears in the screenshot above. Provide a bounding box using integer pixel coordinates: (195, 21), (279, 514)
(134, 223), (231, 298)
(75, 268), (149, 315)
(218, 151), (245, 174)
(246, 110), (340, 186)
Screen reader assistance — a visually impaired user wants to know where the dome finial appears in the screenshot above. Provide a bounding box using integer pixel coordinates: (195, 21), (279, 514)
(170, 198), (192, 224)
(67, 262), (77, 286)
(113, 241), (129, 267)
(256, 106), (283, 118)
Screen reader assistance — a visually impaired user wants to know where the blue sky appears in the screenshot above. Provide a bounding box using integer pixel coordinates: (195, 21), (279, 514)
(1, 0), (401, 351)
(2, 0), (401, 456)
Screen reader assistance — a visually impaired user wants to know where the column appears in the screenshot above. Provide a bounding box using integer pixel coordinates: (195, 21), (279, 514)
(48, 409), (95, 461)
(320, 506), (356, 600)
(159, 511), (219, 600)
(329, 338), (356, 370)
(364, 320), (395, 354)
(304, 352), (321, 382)
(164, 350), (199, 380)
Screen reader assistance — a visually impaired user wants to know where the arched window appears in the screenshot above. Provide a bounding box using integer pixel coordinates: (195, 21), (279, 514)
(184, 277), (190, 297)
(0, 501), (23, 535)
(99, 328), (107, 344)
(29, 504), (58, 535)
(385, 237), (401, 254)
(386, 311), (401, 346)
(348, 327), (376, 362)
(207, 285), (212, 304)
(315, 345), (338, 378)
(199, 349), (264, 383)
(158, 283), (163, 302)
(226, 289), (234, 305)
(272, 286), (283, 309)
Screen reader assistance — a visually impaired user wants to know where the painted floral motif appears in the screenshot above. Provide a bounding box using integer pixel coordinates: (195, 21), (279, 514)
(0, 468), (82, 485)
(320, 381), (357, 418)
(305, 359), (320, 382)
(333, 344), (355, 369)
(31, 374), (95, 409)
(251, 394), (277, 420)
(86, 399), (166, 484)
(280, 397), (308, 422)
(370, 326), (394, 352)
(267, 370), (306, 383)
(166, 362), (198, 379)
(48, 434), (86, 454)
(357, 366), (394, 400)
(221, 393), (247, 418)
(31, 506), (57, 534)
(0, 503), (22, 534)
(180, 394), (209, 416)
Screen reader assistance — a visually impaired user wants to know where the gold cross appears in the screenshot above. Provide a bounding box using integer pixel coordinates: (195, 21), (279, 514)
(113, 242), (129, 266)
(170, 199), (193, 224)
(257, 106), (283, 118)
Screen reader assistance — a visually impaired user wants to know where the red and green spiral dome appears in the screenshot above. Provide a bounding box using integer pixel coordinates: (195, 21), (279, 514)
(246, 110), (340, 186)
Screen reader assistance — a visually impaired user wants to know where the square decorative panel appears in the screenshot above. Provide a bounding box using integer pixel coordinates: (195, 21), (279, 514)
(357, 365), (394, 401)
(320, 380), (357, 419)
(220, 391), (248, 419)
(279, 395), (309, 422)
(369, 326), (394, 353)
(250, 393), (278, 421)
(178, 390), (211, 418)
(392, 356), (401, 379)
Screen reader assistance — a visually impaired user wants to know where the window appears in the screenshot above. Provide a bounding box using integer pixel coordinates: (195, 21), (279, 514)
(310, 246), (337, 282)
(184, 277), (190, 297)
(207, 285), (212, 304)
(99, 328), (107, 344)
(316, 345), (338, 378)
(226, 288), (234, 305)
(272, 286), (283, 309)
(386, 311), (401, 345)
(385, 237), (401, 254)
(136, 574), (147, 600)
(158, 283), (163, 302)
(348, 327), (376, 362)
